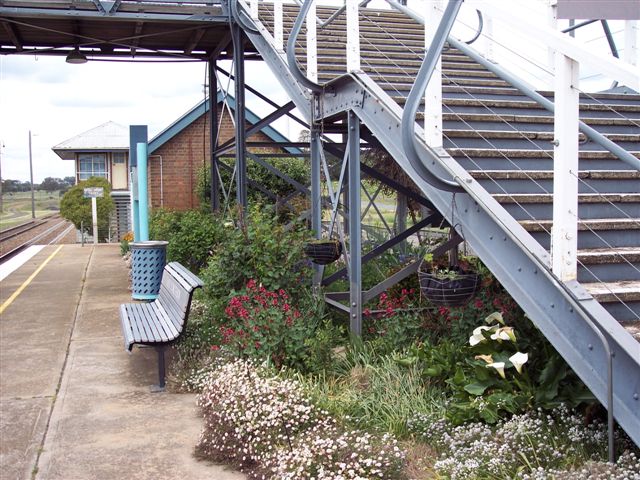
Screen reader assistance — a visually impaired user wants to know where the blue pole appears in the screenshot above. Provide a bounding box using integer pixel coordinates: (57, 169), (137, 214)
(137, 142), (149, 241)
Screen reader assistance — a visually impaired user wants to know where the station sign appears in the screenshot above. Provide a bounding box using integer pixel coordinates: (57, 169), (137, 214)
(83, 187), (104, 198)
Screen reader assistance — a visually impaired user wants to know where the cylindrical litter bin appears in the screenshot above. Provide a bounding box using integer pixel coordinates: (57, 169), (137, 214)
(130, 241), (169, 300)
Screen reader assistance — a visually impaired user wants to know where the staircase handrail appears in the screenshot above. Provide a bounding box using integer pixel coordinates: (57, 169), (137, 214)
(285, 0), (324, 93)
(401, 0), (464, 192)
(387, 0), (640, 172)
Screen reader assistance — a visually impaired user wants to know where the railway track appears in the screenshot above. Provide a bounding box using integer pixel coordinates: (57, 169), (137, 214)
(0, 214), (75, 263)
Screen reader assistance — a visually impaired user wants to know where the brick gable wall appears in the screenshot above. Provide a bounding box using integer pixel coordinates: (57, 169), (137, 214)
(148, 108), (279, 210)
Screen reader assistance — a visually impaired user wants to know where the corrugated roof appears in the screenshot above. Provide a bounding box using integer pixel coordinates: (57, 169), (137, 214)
(53, 121), (128, 160)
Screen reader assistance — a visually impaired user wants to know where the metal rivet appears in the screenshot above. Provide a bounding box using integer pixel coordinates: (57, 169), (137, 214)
(588, 344), (593, 350)
(534, 269), (538, 274)
(503, 237), (507, 241)
(633, 393), (638, 400)
(489, 236), (493, 240)
(351, 314), (357, 318)
(351, 302), (357, 307)
(518, 267), (522, 272)
(550, 304), (554, 308)
(569, 307), (574, 313)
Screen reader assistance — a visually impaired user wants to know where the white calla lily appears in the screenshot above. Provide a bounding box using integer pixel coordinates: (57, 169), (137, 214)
(509, 352), (529, 374)
(484, 311), (504, 325)
(469, 326), (493, 346)
(490, 326), (516, 342)
(475, 354), (493, 364)
(487, 362), (506, 379)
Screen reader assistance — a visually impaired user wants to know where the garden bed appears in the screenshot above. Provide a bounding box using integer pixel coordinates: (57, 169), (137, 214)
(148, 207), (639, 480)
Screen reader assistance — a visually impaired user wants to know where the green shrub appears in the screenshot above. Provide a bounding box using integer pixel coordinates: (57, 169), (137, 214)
(200, 205), (311, 320)
(59, 177), (114, 241)
(149, 209), (224, 273)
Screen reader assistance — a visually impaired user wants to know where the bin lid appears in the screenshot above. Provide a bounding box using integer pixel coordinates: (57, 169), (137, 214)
(130, 241), (169, 248)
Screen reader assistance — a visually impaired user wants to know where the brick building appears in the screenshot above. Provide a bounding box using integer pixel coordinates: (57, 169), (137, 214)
(52, 92), (294, 239)
(148, 91), (293, 210)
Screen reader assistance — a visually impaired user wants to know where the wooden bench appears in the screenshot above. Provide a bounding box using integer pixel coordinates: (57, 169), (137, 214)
(119, 262), (204, 390)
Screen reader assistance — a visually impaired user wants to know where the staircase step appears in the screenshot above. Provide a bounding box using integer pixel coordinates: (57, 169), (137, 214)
(449, 148), (640, 159)
(583, 280), (640, 303)
(470, 170), (640, 181)
(442, 112), (640, 128)
(624, 322), (640, 342)
(521, 218), (640, 232)
(578, 247), (640, 265)
(470, 170), (640, 194)
(494, 193), (640, 204)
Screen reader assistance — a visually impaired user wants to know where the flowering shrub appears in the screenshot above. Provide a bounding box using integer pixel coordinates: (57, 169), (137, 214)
(408, 405), (639, 479)
(196, 359), (407, 479)
(219, 280), (320, 370)
(362, 290), (429, 353)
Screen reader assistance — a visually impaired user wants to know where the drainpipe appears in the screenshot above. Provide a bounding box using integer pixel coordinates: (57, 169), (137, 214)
(137, 142), (149, 241)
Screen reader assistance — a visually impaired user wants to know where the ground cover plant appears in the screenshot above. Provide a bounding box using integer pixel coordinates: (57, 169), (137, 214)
(195, 359), (406, 479)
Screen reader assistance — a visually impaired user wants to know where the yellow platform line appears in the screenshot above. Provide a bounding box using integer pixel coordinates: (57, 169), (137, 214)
(0, 245), (64, 315)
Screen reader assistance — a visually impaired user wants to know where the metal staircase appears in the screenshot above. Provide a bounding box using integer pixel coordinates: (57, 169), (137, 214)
(236, 0), (639, 447)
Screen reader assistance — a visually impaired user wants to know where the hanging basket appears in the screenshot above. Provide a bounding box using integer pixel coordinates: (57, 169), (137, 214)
(304, 240), (343, 265)
(418, 266), (480, 307)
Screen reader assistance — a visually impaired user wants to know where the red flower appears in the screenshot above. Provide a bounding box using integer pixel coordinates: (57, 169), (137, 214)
(474, 299), (484, 309)
(247, 279), (257, 290)
(210, 345), (220, 351)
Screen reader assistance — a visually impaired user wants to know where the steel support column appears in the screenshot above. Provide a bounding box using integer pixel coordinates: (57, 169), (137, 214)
(311, 124), (323, 290)
(232, 23), (247, 208)
(347, 111), (362, 336)
(209, 57), (220, 212)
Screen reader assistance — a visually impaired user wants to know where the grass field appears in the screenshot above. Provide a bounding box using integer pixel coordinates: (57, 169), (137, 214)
(0, 190), (61, 230)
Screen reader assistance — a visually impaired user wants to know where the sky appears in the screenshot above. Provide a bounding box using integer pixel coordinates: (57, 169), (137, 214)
(0, 0), (631, 183)
(0, 55), (295, 183)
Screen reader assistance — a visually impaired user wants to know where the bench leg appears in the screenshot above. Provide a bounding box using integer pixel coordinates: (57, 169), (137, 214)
(151, 346), (166, 392)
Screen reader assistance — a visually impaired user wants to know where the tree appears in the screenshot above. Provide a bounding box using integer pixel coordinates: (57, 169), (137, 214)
(60, 177), (114, 241)
(63, 176), (76, 186)
(40, 177), (61, 192)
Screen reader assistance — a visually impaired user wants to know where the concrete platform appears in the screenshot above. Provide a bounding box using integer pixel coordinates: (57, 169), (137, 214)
(0, 244), (244, 480)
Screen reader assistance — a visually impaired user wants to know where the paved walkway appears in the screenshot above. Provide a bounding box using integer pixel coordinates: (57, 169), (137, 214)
(0, 244), (244, 480)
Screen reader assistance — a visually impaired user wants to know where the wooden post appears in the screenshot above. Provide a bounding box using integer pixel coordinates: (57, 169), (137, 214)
(552, 52), (579, 281)
(424, 0), (443, 147)
(307, 0), (318, 82)
(346, 0), (360, 72)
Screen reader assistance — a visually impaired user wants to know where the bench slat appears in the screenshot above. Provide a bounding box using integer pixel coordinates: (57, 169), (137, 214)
(132, 303), (157, 342)
(157, 289), (187, 325)
(168, 262), (204, 289)
(158, 272), (191, 312)
(125, 303), (145, 344)
(152, 303), (180, 340)
(154, 301), (182, 335)
(119, 304), (135, 350)
(138, 302), (169, 343)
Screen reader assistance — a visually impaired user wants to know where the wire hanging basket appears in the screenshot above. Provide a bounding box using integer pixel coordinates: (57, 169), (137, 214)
(418, 265), (480, 307)
(304, 239), (343, 265)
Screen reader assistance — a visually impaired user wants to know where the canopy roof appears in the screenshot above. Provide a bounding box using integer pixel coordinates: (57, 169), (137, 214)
(0, 1), (253, 60)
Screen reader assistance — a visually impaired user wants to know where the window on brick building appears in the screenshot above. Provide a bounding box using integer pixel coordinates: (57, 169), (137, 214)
(78, 153), (107, 181)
